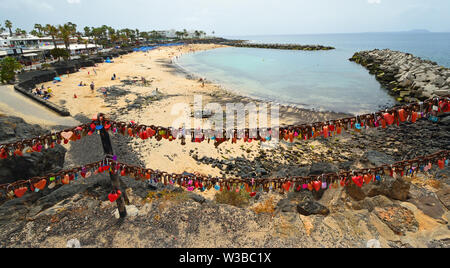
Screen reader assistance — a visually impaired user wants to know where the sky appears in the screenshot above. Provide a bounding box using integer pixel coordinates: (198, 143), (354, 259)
(0, 0), (449, 36)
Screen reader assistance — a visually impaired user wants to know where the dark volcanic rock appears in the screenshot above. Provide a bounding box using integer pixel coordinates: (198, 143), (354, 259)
(346, 176), (410, 202)
(345, 183), (366, 201)
(361, 150), (395, 167)
(276, 190), (315, 213)
(0, 147), (66, 185)
(366, 176), (411, 201)
(0, 116), (66, 185)
(309, 162), (339, 175)
(297, 201), (330, 216)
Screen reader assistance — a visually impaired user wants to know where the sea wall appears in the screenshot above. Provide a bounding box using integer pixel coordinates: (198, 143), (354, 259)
(350, 49), (450, 102)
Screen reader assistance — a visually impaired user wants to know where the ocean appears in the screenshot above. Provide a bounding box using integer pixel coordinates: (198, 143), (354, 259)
(177, 33), (450, 115)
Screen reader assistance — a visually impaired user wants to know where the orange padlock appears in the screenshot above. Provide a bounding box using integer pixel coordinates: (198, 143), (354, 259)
(411, 111), (418, 123)
(323, 126), (329, 138)
(398, 109), (406, 122)
(380, 119), (387, 129)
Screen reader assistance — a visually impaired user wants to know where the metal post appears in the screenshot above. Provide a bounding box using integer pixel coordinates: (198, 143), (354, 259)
(97, 116), (127, 218)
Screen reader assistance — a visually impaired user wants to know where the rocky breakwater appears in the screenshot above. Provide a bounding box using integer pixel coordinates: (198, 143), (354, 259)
(226, 42), (335, 51)
(350, 49), (450, 102)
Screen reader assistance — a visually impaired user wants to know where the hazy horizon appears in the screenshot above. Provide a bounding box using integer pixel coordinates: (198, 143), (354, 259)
(1, 0), (449, 36)
(226, 30), (450, 38)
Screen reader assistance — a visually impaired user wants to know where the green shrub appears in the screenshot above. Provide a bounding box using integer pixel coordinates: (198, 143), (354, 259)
(0, 57), (22, 83)
(215, 189), (250, 208)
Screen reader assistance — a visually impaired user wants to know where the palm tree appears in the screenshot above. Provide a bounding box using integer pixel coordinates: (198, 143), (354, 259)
(15, 28), (26, 36)
(183, 29), (188, 39)
(110, 32), (119, 46)
(194, 30), (201, 39)
(5, 20), (12, 36)
(83, 26), (91, 38)
(107, 26), (116, 45)
(175, 31), (183, 40)
(129, 29), (136, 42)
(30, 30), (39, 37)
(91, 27), (103, 47)
(34, 24), (43, 36)
(45, 24), (59, 48)
(140, 31), (149, 43)
(150, 30), (160, 42)
(119, 32), (128, 45)
(58, 23), (77, 56)
(83, 39), (89, 54)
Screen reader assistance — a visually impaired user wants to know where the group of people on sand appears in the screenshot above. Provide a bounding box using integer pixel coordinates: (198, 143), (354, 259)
(33, 85), (52, 100)
(78, 81), (95, 92)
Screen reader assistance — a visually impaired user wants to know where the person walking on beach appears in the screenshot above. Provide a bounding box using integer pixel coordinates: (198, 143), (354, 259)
(90, 82), (95, 93)
(101, 87), (107, 98)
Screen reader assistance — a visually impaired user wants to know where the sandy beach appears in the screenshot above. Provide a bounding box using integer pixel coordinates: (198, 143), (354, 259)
(36, 44), (347, 177)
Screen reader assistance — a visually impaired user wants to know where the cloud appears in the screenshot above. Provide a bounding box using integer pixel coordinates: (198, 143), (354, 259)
(0, 0), (54, 11)
(368, 0), (381, 4)
(67, 0), (81, 4)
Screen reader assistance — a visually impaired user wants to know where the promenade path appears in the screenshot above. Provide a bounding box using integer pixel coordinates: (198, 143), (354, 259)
(0, 85), (80, 127)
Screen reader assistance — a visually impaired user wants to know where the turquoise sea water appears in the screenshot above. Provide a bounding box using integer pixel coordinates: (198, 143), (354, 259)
(177, 33), (450, 114)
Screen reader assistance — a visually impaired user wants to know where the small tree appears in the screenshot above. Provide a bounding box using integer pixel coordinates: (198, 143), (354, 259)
(0, 57), (22, 84)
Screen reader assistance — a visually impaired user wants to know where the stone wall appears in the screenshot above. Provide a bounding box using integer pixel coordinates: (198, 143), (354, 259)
(350, 49), (450, 102)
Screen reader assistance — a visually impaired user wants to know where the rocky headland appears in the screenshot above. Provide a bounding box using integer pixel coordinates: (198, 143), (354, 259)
(350, 49), (450, 102)
(0, 111), (449, 248)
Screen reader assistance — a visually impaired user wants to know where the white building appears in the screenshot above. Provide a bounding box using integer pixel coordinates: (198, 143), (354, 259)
(0, 34), (100, 67)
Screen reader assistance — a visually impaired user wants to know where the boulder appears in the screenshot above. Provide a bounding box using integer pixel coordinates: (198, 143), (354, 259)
(434, 89), (450, 97)
(422, 84), (440, 98)
(358, 195), (393, 212)
(373, 205), (419, 236)
(436, 186), (450, 210)
(345, 183), (366, 201)
(346, 176), (410, 202)
(408, 184), (447, 220)
(297, 201), (330, 216)
(379, 176), (410, 201)
(276, 190), (314, 213)
(361, 150), (395, 167)
(432, 76), (446, 87)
